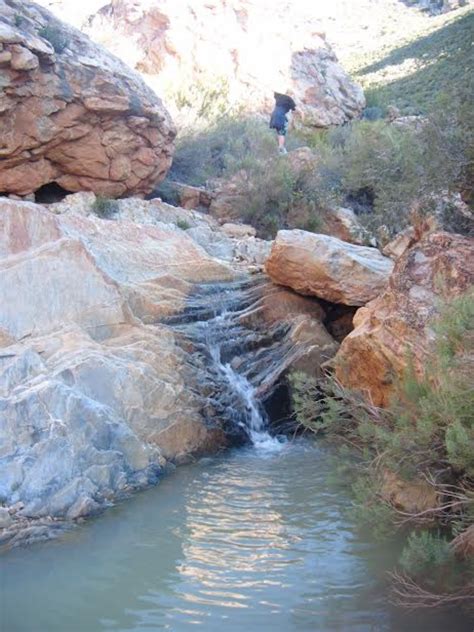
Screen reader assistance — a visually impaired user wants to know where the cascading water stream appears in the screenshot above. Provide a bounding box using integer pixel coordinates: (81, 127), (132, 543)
(165, 278), (293, 451)
(208, 311), (283, 450)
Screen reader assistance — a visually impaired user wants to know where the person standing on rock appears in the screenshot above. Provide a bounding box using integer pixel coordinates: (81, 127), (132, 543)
(270, 92), (296, 155)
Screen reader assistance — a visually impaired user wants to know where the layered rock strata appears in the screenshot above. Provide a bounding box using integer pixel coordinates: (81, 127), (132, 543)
(0, 195), (338, 545)
(0, 0), (175, 198)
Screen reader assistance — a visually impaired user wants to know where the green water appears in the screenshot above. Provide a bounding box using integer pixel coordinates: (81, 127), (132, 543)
(1, 440), (471, 631)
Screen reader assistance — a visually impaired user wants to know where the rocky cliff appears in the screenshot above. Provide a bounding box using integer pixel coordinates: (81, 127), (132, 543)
(0, 0), (175, 198)
(36, 0), (366, 128)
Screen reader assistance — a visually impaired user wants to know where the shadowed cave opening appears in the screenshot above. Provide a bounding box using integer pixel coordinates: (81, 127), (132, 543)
(35, 182), (71, 204)
(262, 299), (357, 436)
(263, 379), (294, 435)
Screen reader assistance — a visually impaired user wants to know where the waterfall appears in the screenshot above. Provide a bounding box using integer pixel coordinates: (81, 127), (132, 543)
(164, 278), (291, 451)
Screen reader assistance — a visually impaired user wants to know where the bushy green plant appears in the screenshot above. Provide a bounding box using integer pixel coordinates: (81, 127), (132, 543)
(289, 371), (360, 437)
(169, 117), (277, 186)
(400, 531), (452, 579)
(91, 196), (119, 219)
(352, 475), (396, 540)
(231, 156), (326, 238)
(176, 219), (190, 230)
(38, 24), (68, 53)
(290, 292), (474, 522)
(169, 90), (472, 239)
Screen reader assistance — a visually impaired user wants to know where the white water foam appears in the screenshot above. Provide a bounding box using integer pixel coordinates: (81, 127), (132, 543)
(207, 318), (283, 453)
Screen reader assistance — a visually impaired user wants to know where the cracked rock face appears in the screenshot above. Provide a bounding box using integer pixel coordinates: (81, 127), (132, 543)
(334, 232), (474, 406)
(0, 0), (176, 198)
(0, 196), (234, 535)
(265, 230), (394, 306)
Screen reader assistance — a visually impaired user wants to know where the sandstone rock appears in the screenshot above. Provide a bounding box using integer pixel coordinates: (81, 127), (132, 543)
(321, 206), (373, 246)
(232, 237), (272, 268)
(50, 191), (268, 269)
(209, 170), (250, 223)
(335, 232), (474, 406)
(0, 196), (336, 535)
(36, 0), (365, 128)
(382, 226), (418, 260)
(0, 0), (175, 198)
(265, 230), (393, 305)
(290, 46), (365, 128)
(238, 283), (339, 385)
(221, 223), (257, 239)
(170, 182), (212, 211)
(0, 198), (241, 525)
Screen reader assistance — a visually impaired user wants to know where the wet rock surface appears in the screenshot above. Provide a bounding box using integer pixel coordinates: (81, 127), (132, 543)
(0, 195), (336, 546)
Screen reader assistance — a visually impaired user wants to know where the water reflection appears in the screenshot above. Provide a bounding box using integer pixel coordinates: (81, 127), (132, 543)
(1, 441), (471, 631)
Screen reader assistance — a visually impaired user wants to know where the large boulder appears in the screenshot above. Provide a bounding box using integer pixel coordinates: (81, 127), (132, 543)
(0, 0), (175, 198)
(334, 232), (474, 406)
(36, 0), (365, 128)
(0, 196), (336, 541)
(0, 197), (235, 533)
(265, 230), (393, 305)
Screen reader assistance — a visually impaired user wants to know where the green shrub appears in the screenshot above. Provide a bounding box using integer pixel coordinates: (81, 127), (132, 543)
(170, 92), (472, 239)
(290, 292), (474, 526)
(230, 156), (325, 238)
(176, 219), (190, 230)
(38, 24), (68, 54)
(362, 106), (384, 121)
(400, 531), (452, 579)
(354, 12), (474, 117)
(352, 475), (396, 541)
(91, 196), (119, 219)
(169, 117), (277, 186)
(14, 13), (24, 27)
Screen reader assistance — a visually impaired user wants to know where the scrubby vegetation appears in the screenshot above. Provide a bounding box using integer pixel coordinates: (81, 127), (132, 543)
(354, 11), (474, 116)
(91, 196), (119, 219)
(290, 292), (474, 608)
(162, 90), (472, 239)
(176, 219), (190, 230)
(154, 5), (473, 241)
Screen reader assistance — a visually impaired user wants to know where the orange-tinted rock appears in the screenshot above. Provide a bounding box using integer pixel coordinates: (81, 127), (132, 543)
(0, 0), (175, 197)
(335, 232), (474, 406)
(265, 230), (393, 305)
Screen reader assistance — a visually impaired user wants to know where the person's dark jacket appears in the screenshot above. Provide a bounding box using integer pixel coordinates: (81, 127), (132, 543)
(269, 93), (296, 131)
(270, 104), (288, 130)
